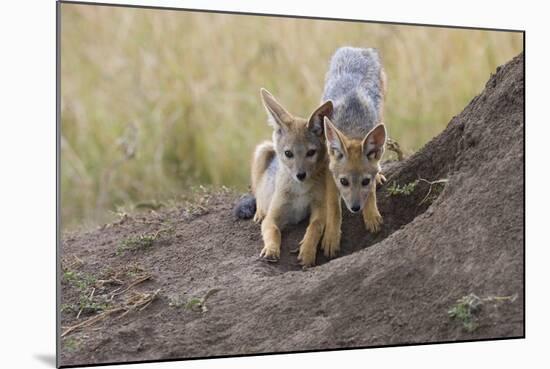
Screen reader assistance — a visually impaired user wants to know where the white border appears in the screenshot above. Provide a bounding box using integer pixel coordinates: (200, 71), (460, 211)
(1, 1), (546, 368)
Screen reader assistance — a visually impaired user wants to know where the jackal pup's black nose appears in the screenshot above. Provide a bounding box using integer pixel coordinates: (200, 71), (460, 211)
(296, 172), (306, 181)
(351, 205), (361, 213)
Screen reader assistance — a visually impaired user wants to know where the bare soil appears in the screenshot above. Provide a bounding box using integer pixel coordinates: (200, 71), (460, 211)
(59, 53), (524, 367)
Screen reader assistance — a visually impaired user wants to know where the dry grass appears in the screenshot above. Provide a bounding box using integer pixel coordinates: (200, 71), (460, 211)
(61, 265), (157, 337)
(60, 4), (523, 230)
(61, 288), (160, 337)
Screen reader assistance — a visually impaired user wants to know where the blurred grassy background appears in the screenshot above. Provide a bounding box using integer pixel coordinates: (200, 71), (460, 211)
(60, 4), (523, 231)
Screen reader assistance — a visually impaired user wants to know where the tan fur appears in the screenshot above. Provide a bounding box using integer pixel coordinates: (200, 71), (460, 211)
(321, 48), (388, 241)
(320, 170), (342, 258)
(324, 117), (386, 234)
(252, 89), (334, 267)
(251, 141), (275, 193)
(363, 184), (382, 233)
(251, 141), (275, 223)
(259, 163), (329, 266)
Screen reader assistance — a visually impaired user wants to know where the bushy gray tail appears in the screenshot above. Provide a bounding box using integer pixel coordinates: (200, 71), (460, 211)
(234, 194), (256, 220)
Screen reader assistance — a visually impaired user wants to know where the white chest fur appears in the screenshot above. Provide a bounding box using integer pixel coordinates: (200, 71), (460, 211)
(278, 178), (314, 226)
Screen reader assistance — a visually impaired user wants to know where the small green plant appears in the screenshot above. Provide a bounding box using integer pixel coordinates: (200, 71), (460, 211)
(168, 296), (185, 309)
(116, 227), (174, 256)
(185, 298), (203, 311)
(185, 289), (221, 313)
(78, 294), (109, 314)
(63, 270), (96, 291)
(387, 180), (419, 196)
(117, 234), (156, 255)
(448, 294), (483, 332)
(61, 303), (76, 314)
(62, 270), (109, 317)
(125, 264), (146, 278)
(63, 270), (77, 282)
(64, 337), (79, 352)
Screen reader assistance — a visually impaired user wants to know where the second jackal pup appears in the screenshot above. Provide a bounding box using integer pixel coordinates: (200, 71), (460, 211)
(236, 88), (333, 267)
(322, 47), (388, 249)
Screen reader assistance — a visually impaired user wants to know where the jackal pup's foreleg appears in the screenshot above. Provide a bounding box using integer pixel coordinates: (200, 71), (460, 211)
(260, 214), (282, 262)
(321, 173), (341, 258)
(259, 191), (286, 261)
(297, 200), (326, 267)
(361, 123), (386, 233)
(363, 184), (382, 233)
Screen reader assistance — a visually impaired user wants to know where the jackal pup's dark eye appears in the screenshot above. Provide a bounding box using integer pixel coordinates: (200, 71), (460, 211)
(340, 177), (349, 187)
(306, 149), (316, 157)
(284, 150), (294, 158)
(361, 178), (371, 186)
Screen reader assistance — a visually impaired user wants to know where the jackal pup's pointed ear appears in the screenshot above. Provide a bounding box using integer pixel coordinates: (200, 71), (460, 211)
(307, 100), (333, 137)
(362, 123), (387, 160)
(260, 88), (293, 130)
(324, 116), (346, 159)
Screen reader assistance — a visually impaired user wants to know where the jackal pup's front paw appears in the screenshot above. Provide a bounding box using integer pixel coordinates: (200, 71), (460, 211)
(321, 226), (341, 259)
(259, 244), (280, 262)
(364, 211), (383, 234)
(297, 247), (316, 268)
(297, 239), (317, 268)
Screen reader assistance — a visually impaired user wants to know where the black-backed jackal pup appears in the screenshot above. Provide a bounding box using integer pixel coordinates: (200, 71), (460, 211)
(321, 47), (388, 257)
(236, 88), (333, 267)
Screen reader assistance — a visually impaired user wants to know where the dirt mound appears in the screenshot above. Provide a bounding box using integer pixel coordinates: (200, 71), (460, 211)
(59, 53), (524, 367)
